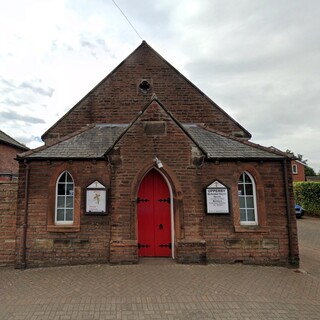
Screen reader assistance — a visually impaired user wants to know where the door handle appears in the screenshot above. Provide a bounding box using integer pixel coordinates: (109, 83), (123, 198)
(159, 224), (163, 230)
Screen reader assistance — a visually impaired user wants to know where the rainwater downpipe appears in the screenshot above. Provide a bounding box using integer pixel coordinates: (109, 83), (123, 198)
(21, 160), (30, 269)
(283, 159), (295, 265)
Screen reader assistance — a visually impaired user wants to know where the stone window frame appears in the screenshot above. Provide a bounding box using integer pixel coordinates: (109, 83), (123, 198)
(55, 171), (74, 225)
(47, 164), (80, 233)
(232, 165), (269, 233)
(238, 171), (258, 226)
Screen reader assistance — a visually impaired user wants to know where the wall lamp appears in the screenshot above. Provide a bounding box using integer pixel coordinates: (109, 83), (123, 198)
(154, 156), (163, 169)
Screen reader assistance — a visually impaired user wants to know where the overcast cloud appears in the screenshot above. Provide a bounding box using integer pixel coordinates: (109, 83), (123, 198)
(0, 0), (319, 171)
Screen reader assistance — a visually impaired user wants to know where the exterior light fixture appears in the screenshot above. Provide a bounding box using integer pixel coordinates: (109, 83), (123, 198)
(154, 157), (163, 169)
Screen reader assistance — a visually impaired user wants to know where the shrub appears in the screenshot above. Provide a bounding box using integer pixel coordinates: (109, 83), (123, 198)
(293, 182), (320, 216)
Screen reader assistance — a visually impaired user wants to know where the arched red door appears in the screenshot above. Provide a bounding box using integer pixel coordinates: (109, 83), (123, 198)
(137, 169), (172, 257)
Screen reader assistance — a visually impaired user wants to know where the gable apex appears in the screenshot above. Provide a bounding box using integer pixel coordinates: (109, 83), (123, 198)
(42, 41), (251, 143)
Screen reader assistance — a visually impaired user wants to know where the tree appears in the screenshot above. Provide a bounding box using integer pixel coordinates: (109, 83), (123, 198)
(305, 166), (316, 176)
(285, 149), (307, 164)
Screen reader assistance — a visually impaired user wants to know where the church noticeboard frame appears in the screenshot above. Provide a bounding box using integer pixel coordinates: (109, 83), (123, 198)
(85, 180), (107, 215)
(205, 180), (230, 214)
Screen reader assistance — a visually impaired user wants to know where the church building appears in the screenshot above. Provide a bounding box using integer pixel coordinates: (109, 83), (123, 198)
(15, 41), (299, 268)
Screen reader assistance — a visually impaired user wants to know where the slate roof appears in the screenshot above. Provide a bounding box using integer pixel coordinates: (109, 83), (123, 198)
(24, 124), (127, 159)
(22, 122), (284, 160)
(184, 125), (284, 160)
(0, 130), (29, 151)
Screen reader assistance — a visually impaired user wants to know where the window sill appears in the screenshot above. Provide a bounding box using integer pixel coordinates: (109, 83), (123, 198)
(47, 225), (80, 233)
(234, 225), (270, 233)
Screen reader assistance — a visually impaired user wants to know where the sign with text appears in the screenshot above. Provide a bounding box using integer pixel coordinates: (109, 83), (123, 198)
(206, 180), (230, 214)
(86, 180), (107, 215)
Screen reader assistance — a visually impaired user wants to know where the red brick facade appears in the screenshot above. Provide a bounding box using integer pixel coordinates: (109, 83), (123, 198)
(0, 182), (18, 266)
(0, 144), (21, 181)
(42, 42), (250, 144)
(14, 42), (299, 268)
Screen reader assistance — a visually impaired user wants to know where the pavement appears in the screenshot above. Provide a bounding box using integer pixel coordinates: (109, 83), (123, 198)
(0, 216), (320, 320)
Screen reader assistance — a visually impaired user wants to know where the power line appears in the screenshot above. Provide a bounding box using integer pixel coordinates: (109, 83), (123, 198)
(112, 0), (143, 40)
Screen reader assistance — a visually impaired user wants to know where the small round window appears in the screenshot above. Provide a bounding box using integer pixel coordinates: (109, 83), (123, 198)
(139, 80), (151, 93)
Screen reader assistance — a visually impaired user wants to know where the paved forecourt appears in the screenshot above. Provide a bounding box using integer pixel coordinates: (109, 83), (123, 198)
(1, 258), (320, 320)
(1, 216), (320, 320)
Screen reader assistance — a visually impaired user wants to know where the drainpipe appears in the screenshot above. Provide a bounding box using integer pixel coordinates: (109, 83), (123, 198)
(283, 159), (296, 266)
(21, 160), (30, 269)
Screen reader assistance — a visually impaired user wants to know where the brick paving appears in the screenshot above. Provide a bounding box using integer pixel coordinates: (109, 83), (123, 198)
(1, 217), (320, 319)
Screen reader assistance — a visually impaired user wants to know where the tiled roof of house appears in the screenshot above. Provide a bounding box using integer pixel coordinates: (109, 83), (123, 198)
(0, 130), (29, 151)
(22, 122), (284, 160)
(184, 125), (284, 160)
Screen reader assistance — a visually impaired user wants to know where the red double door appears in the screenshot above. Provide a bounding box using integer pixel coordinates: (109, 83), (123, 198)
(137, 169), (172, 257)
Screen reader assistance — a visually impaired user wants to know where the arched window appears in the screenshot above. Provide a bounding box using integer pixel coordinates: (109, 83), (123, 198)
(238, 172), (258, 225)
(55, 171), (74, 224)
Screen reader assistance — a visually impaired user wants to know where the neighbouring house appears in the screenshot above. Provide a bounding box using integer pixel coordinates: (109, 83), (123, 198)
(0, 131), (28, 266)
(291, 159), (306, 182)
(269, 147), (306, 183)
(14, 41), (299, 268)
(0, 130), (29, 181)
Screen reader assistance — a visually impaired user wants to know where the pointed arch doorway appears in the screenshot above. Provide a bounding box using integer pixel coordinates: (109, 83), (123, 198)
(137, 169), (173, 257)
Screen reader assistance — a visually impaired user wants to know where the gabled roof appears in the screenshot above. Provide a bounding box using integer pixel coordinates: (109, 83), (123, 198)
(21, 97), (284, 161)
(0, 130), (29, 151)
(105, 97), (208, 157)
(42, 41), (251, 141)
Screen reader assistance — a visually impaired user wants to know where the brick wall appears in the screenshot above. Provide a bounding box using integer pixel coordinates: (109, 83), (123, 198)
(201, 161), (298, 266)
(15, 160), (112, 268)
(43, 42), (249, 143)
(0, 181), (18, 266)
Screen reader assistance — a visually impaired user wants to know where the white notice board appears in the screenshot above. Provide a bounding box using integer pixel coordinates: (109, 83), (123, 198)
(206, 180), (230, 214)
(86, 180), (107, 214)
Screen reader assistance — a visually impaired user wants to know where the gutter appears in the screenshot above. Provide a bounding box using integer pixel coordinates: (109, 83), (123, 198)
(283, 159), (297, 266)
(21, 160), (30, 269)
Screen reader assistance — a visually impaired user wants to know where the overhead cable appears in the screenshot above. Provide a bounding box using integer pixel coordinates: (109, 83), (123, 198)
(112, 0), (143, 40)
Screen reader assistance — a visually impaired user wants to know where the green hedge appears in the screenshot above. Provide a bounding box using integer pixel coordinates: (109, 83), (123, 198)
(293, 182), (320, 216)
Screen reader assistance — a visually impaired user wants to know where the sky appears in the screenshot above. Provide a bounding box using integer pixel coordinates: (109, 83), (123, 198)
(1, 0), (319, 172)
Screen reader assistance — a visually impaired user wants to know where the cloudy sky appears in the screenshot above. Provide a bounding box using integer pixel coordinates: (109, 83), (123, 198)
(1, 0), (319, 172)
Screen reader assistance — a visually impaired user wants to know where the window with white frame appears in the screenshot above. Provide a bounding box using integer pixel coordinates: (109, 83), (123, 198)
(238, 172), (258, 225)
(56, 171), (74, 224)
(292, 164), (298, 174)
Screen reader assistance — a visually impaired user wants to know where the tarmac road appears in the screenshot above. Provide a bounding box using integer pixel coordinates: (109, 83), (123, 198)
(297, 216), (320, 279)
